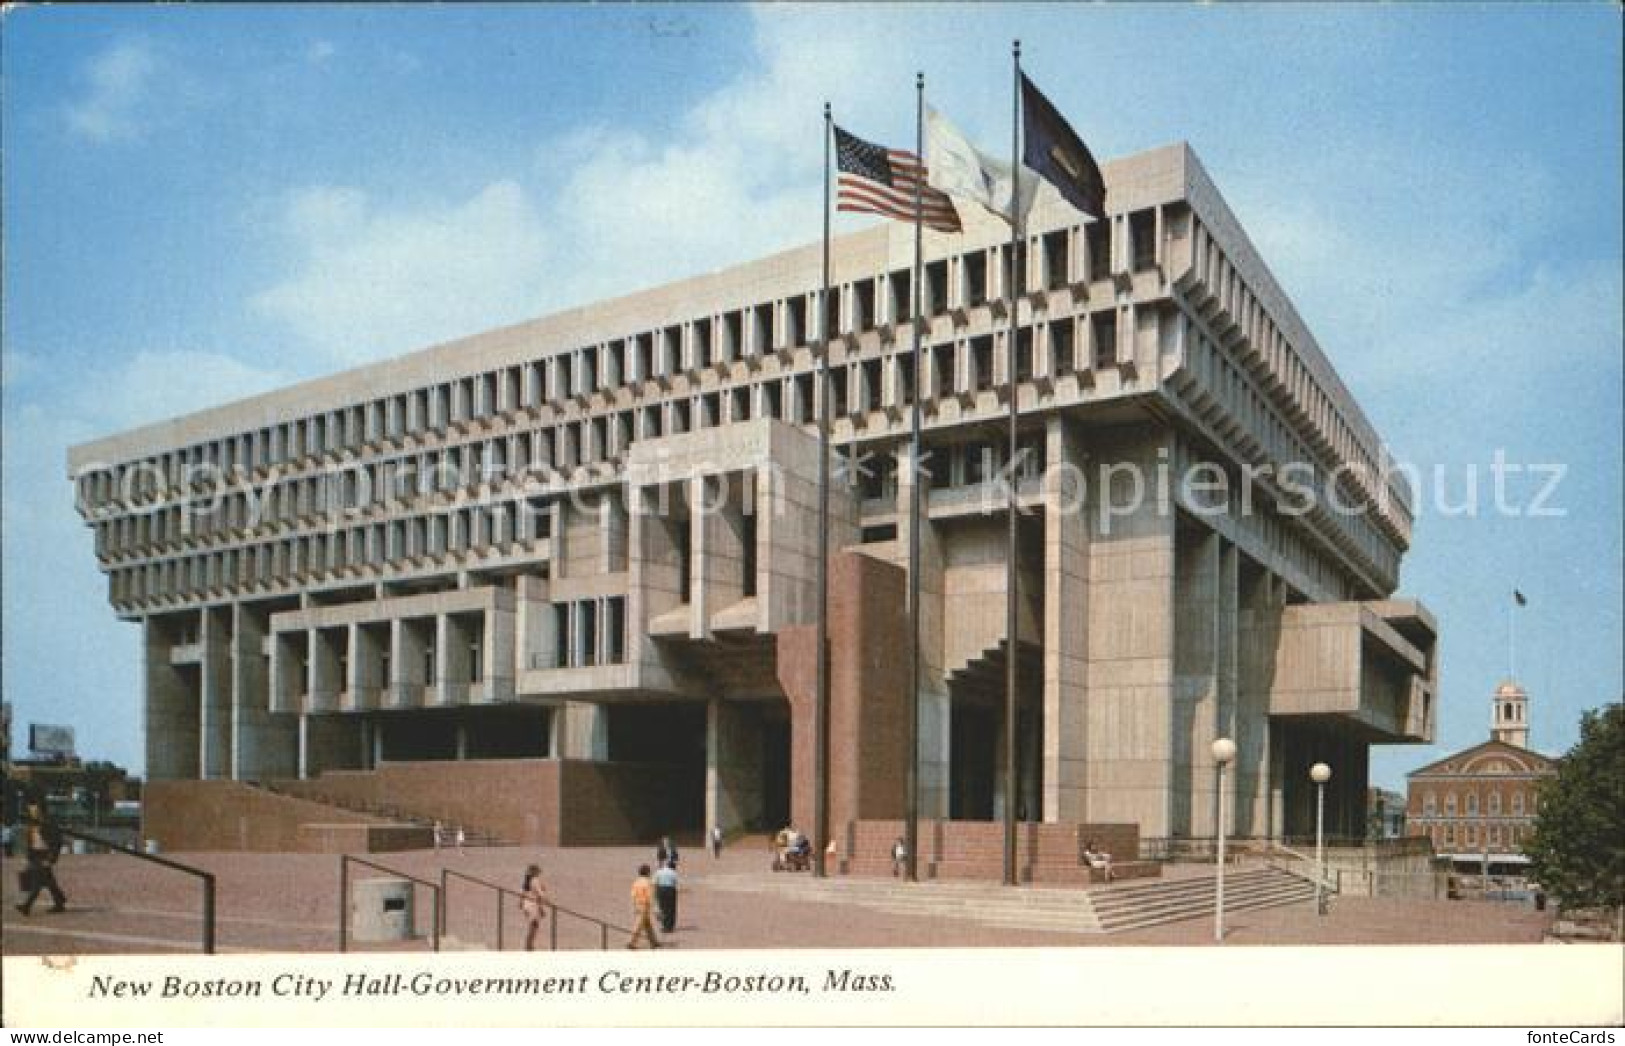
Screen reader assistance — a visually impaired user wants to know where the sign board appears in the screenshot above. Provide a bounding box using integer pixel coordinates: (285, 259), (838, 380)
(28, 723), (75, 758)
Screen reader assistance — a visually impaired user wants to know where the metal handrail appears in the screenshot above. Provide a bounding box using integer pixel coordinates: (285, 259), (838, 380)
(438, 868), (629, 950)
(52, 824), (217, 954)
(339, 855), (442, 953)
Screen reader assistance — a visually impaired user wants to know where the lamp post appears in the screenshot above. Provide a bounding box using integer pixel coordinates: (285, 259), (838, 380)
(1212, 737), (1236, 943)
(1310, 762), (1332, 916)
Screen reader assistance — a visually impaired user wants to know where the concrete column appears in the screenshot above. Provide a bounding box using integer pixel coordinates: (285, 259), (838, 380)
(1173, 526), (1220, 837)
(1083, 430), (1177, 838)
(231, 603), (296, 780)
(455, 723), (469, 761)
(309, 628), (343, 714)
(486, 604), (515, 701)
(144, 617), (200, 780)
(690, 475), (744, 638)
(1043, 416), (1090, 820)
(390, 618), (427, 707)
(559, 702), (607, 760)
(706, 698), (764, 835)
(199, 607), (232, 778)
(893, 445), (950, 818)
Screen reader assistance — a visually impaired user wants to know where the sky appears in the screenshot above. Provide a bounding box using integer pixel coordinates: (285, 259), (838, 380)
(2, 4), (1620, 790)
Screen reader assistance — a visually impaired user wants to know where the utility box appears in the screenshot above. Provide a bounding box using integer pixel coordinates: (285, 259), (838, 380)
(351, 878), (415, 942)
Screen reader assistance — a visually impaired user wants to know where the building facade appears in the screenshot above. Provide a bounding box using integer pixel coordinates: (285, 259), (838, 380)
(68, 143), (1437, 848)
(1405, 681), (1554, 869)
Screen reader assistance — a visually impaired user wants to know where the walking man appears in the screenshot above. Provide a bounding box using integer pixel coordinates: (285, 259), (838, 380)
(627, 864), (660, 949)
(709, 825), (723, 859)
(654, 860), (679, 933)
(15, 801), (68, 915)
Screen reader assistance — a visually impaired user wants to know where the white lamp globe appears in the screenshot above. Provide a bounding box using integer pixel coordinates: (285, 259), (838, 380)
(1310, 762), (1332, 784)
(1211, 738), (1237, 765)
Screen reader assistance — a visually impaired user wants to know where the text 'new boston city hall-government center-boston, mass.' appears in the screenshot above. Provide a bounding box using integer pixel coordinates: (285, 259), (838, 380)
(67, 141), (1441, 868)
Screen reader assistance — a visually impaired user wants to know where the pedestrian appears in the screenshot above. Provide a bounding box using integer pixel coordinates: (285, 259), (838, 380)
(14, 800), (68, 916)
(432, 820), (443, 853)
(891, 837), (907, 877)
(519, 862), (550, 951)
(653, 860), (679, 933)
(656, 835), (679, 869)
(455, 825), (466, 855)
(627, 864), (659, 949)
(709, 825), (723, 859)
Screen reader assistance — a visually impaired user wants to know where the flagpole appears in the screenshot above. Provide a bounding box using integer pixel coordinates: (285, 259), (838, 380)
(1003, 38), (1023, 888)
(1508, 589), (1518, 681)
(813, 101), (832, 879)
(905, 71), (925, 885)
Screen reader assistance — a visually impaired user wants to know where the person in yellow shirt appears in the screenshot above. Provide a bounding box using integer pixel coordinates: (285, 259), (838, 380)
(627, 864), (659, 949)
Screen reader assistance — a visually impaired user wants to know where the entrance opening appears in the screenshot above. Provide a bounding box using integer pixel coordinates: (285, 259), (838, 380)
(759, 703), (791, 831)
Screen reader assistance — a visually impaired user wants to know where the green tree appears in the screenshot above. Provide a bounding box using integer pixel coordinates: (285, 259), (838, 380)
(1525, 703), (1625, 913)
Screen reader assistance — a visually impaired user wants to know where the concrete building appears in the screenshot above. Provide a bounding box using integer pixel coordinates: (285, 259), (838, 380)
(68, 143), (1437, 856)
(1405, 680), (1553, 877)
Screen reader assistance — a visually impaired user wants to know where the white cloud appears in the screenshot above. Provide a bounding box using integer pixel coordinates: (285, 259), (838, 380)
(64, 39), (160, 143)
(307, 39), (337, 65)
(251, 181), (551, 365)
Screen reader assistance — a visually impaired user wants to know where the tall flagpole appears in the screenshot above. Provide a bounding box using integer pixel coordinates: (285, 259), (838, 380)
(813, 101), (832, 879)
(1003, 39), (1024, 888)
(905, 72), (925, 884)
(1508, 589), (1518, 680)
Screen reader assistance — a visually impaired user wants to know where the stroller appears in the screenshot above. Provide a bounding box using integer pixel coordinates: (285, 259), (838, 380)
(772, 828), (811, 872)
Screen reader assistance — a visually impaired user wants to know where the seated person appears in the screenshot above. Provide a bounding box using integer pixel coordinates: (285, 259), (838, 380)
(1083, 839), (1115, 882)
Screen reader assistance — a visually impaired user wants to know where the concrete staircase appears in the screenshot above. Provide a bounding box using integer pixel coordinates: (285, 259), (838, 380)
(701, 872), (1105, 934)
(252, 781), (509, 846)
(1087, 865), (1318, 933)
(702, 864), (1319, 936)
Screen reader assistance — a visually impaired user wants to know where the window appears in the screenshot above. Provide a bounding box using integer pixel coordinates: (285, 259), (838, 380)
(1423, 793), (1437, 816)
(964, 252), (988, 307)
(1043, 229), (1069, 289)
(1087, 221), (1111, 280)
(1512, 792), (1524, 815)
(1091, 312), (1117, 370)
(1466, 793), (1478, 815)
(740, 510), (757, 598)
(1445, 793), (1457, 815)
(1130, 209), (1157, 270)
(1488, 792), (1501, 815)
(1051, 318), (1076, 377)
(971, 337), (994, 392)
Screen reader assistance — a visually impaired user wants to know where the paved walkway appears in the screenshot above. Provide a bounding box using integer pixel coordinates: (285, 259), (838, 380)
(1, 846), (1553, 955)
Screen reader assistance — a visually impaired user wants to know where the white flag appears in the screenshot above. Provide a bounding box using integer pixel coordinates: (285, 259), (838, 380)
(925, 105), (1038, 226)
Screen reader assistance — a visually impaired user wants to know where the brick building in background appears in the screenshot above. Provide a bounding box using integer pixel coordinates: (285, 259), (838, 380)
(68, 144), (1438, 861)
(1406, 680), (1554, 880)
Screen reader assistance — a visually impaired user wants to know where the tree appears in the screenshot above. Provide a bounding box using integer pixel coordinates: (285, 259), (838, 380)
(1525, 702), (1625, 914)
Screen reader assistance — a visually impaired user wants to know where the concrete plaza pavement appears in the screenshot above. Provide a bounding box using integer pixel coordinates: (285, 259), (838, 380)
(1, 844), (1554, 955)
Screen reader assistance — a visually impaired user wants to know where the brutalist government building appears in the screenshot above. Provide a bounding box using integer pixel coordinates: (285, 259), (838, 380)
(69, 143), (1438, 867)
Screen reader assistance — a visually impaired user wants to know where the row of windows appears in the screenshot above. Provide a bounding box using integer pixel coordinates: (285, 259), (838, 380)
(1184, 321), (1401, 583)
(92, 314), (1141, 561)
(543, 597), (628, 669)
(1188, 217), (1404, 534)
(1426, 823), (1527, 848)
(106, 505), (556, 605)
(104, 425), (1060, 607)
(78, 210), (1179, 514)
(1421, 790), (1535, 816)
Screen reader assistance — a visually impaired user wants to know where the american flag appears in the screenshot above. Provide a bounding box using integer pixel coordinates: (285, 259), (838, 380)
(834, 125), (961, 234)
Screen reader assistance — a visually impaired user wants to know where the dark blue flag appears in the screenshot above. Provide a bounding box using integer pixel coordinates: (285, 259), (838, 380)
(1020, 73), (1105, 219)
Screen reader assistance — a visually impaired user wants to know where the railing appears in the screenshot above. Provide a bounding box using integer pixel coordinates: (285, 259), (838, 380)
(438, 868), (629, 951)
(54, 825), (217, 954)
(338, 855), (442, 953)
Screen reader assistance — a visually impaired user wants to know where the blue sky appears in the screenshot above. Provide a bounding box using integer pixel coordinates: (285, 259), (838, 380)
(2, 4), (1620, 789)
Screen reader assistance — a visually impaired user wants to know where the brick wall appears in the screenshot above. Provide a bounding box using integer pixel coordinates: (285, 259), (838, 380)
(556, 761), (703, 846)
(144, 780), (382, 852)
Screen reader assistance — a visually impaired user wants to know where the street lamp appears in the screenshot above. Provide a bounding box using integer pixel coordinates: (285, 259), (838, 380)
(1310, 762), (1332, 916)
(1212, 737), (1237, 943)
